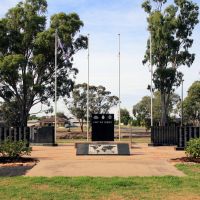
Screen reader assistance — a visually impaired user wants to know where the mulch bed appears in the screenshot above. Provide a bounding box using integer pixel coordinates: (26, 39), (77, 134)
(171, 157), (200, 164)
(0, 157), (38, 167)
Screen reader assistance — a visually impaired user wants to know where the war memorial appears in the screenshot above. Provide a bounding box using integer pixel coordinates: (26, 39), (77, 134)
(0, 0), (200, 199)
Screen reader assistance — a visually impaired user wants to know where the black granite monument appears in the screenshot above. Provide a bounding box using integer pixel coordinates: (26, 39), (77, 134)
(92, 114), (114, 141)
(76, 113), (130, 155)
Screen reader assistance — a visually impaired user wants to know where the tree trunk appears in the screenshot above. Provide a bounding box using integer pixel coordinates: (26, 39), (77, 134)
(20, 101), (30, 127)
(79, 119), (83, 132)
(160, 92), (168, 126)
(20, 109), (28, 127)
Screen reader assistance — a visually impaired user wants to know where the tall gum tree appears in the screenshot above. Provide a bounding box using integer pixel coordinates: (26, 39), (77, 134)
(142, 0), (199, 125)
(0, 0), (87, 126)
(183, 81), (200, 125)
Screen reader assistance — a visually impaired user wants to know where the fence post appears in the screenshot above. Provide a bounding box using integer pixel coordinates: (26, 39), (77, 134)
(0, 127), (2, 144)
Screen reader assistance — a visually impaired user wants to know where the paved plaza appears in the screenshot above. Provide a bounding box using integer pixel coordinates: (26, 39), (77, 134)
(25, 143), (186, 177)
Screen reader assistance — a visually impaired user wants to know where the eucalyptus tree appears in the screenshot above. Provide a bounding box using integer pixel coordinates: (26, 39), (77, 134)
(142, 0), (199, 125)
(0, 0), (87, 126)
(133, 92), (180, 128)
(183, 81), (200, 125)
(120, 108), (131, 125)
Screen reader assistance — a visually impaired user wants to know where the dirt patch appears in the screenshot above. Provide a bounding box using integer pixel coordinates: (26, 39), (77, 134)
(57, 131), (88, 139)
(100, 193), (128, 200)
(32, 184), (50, 190)
(166, 194), (200, 200)
(170, 157), (200, 164)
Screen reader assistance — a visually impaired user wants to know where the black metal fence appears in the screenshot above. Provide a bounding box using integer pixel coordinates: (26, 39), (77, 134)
(30, 126), (55, 145)
(0, 126), (55, 146)
(151, 126), (200, 149)
(177, 126), (200, 150)
(151, 126), (178, 146)
(0, 127), (30, 145)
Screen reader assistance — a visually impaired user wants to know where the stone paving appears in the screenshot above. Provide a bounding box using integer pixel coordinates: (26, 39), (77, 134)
(25, 143), (186, 177)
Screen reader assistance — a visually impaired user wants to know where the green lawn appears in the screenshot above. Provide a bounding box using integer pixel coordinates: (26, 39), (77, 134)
(0, 164), (200, 200)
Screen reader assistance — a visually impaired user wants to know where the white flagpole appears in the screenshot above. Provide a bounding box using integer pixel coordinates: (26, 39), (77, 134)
(87, 34), (90, 141)
(150, 34), (153, 127)
(118, 33), (121, 141)
(55, 29), (58, 143)
(181, 78), (184, 126)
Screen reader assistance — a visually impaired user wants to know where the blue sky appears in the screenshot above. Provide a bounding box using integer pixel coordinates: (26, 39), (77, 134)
(0, 0), (200, 116)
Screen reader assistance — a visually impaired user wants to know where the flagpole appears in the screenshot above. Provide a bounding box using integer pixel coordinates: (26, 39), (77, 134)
(54, 29), (58, 144)
(87, 34), (90, 141)
(181, 78), (184, 126)
(150, 33), (153, 127)
(118, 33), (121, 141)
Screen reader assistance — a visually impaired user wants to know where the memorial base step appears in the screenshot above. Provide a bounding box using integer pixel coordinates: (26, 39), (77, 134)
(76, 142), (130, 155)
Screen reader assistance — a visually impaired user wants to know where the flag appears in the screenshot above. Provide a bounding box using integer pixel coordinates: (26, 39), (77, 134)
(57, 36), (69, 60)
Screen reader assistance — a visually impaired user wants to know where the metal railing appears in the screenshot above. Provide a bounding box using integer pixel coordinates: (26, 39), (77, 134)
(0, 127), (30, 145)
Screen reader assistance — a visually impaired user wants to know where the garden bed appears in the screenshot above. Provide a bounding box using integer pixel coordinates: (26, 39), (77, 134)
(0, 157), (38, 167)
(170, 157), (200, 164)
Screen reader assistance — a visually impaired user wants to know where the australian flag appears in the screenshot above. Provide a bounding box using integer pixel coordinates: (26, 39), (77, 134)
(57, 36), (69, 61)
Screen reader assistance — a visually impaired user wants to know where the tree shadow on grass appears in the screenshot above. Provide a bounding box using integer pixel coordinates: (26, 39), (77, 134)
(0, 157), (38, 177)
(0, 164), (36, 177)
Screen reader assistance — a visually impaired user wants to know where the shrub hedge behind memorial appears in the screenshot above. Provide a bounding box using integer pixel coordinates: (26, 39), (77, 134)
(0, 139), (31, 158)
(186, 138), (200, 158)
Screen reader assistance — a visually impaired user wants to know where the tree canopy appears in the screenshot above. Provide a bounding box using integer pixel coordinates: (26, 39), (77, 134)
(182, 81), (200, 125)
(133, 91), (180, 128)
(120, 108), (131, 125)
(0, 0), (87, 126)
(142, 0), (199, 125)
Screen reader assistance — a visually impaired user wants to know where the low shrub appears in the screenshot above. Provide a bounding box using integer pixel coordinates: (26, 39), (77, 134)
(185, 138), (200, 158)
(0, 139), (31, 158)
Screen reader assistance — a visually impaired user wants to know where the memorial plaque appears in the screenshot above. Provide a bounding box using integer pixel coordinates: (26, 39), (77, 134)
(76, 143), (130, 155)
(89, 144), (118, 155)
(92, 114), (114, 141)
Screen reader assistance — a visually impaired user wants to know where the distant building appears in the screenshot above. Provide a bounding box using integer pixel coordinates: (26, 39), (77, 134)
(27, 120), (40, 127)
(28, 116), (86, 128)
(70, 118), (87, 127)
(39, 116), (67, 127)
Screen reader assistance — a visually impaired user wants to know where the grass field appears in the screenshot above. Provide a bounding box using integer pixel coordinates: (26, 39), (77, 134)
(57, 137), (150, 144)
(0, 164), (199, 200)
(57, 125), (150, 143)
(57, 126), (150, 134)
